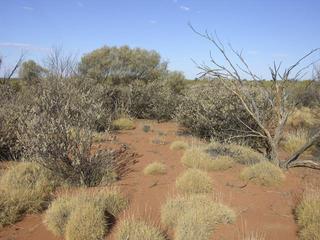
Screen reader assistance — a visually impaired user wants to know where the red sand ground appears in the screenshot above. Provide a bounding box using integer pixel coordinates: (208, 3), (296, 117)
(0, 120), (319, 240)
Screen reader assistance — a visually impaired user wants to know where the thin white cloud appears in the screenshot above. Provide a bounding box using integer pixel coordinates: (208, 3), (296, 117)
(22, 6), (34, 11)
(149, 20), (157, 24)
(180, 5), (190, 11)
(0, 42), (50, 52)
(173, 0), (178, 3)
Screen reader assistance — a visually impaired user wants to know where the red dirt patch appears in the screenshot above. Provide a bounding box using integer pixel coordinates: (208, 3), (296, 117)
(1, 120), (320, 240)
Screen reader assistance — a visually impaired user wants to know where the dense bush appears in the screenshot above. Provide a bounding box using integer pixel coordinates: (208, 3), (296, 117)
(129, 80), (182, 121)
(0, 84), (25, 160)
(18, 78), (119, 186)
(176, 81), (271, 150)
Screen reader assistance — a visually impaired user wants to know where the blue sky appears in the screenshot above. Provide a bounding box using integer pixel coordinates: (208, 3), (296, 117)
(1, 0), (320, 79)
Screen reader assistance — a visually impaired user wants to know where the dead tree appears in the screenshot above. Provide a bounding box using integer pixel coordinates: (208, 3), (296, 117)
(190, 24), (320, 170)
(0, 53), (25, 84)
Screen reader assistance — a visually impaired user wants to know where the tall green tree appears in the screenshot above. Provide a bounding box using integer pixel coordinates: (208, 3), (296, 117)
(78, 45), (167, 85)
(19, 60), (45, 83)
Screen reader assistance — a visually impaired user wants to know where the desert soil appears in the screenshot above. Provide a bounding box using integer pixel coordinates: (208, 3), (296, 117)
(0, 120), (319, 240)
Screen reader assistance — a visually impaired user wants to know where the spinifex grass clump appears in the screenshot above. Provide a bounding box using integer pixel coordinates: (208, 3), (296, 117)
(182, 146), (235, 171)
(143, 162), (167, 175)
(176, 169), (213, 194)
(240, 161), (285, 186)
(296, 186), (320, 240)
(116, 217), (166, 240)
(112, 118), (135, 130)
(0, 162), (58, 228)
(170, 140), (189, 150)
(45, 189), (128, 239)
(161, 194), (235, 240)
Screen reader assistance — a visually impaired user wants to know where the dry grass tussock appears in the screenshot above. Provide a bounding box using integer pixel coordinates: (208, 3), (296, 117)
(143, 162), (167, 175)
(176, 169), (213, 194)
(206, 141), (266, 165)
(281, 129), (312, 156)
(161, 194), (235, 240)
(170, 140), (189, 150)
(296, 185), (320, 240)
(44, 188), (128, 239)
(286, 107), (319, 130)
(115, 217), (166, 240)
(182, 145), (235, 171)
(112, 118), (135, 130)
(0, 162), (58, 228)
(240, 161), (285, 186)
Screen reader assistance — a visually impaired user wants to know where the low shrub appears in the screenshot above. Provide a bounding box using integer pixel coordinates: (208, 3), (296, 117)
(45, 189), (128, 237)
(170, 141), (189, 150)
(176, 82), (271, 150)
(161, 195), (235, 236)
(65, 202), (106, 240)
(19, 78), (122, 187)
(116, 217), (166, 240)
(143, 125), (151, 133)
(240, 161), (285, 186)
(130, 80), (182, 122)
(175, 169), (213, 194)
(112, 118), (135, 130)
(296, 186), (320, 240)
(143, 162), (167, 175)
(0, 162), (58, 228)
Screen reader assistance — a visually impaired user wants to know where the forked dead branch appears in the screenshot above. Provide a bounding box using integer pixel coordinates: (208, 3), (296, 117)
(190, 24), (320, 170)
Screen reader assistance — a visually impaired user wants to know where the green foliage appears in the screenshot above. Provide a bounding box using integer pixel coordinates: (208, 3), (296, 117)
(19, 60), (45, 84)
(79, 45), (167, 85)
(165, 71), (186, 94)
(130, 80), (181, 121)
